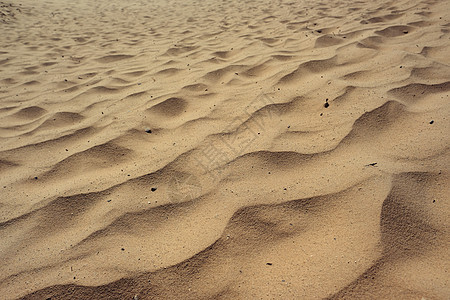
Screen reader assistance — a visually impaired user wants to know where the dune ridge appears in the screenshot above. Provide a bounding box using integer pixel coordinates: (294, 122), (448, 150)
(0, 0), (449, 299)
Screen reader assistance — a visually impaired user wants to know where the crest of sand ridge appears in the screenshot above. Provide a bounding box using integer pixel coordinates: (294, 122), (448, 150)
(0, 0), (449, 298)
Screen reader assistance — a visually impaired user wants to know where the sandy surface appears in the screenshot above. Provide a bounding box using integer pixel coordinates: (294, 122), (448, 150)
(0, 0), (449, 299)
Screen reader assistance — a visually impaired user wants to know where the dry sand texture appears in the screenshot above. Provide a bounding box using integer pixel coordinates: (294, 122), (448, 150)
(0, 0), (449, 298)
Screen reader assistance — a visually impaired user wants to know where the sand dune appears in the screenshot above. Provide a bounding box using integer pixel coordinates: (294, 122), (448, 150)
(0, 0), (449, 298)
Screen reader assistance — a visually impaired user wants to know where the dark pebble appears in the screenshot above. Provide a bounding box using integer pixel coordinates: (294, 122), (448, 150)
(429, 120), (434, 124)
(151, 187), (157, 192)
(145, 129), (152, 133)
(34, 176), (38, 180)
(121, 248), (125, 251)
(324, 102), (329, 108)
(266, 263), (272, 265)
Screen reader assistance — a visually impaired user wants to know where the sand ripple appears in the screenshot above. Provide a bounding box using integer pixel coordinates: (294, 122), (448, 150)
(0, 0), (449, 298)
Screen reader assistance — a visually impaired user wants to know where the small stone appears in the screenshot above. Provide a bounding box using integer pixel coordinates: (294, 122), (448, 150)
(145, 129), (152, 133)
(121, 248), (125, 251)
(324, 102), (329, 108)
(151, 187), (157, 192)
(266, 262), (273, 265)
(429, 120), (434, 124)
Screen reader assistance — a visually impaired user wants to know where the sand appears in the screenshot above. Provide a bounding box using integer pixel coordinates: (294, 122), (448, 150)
(0, 0), (449, 298)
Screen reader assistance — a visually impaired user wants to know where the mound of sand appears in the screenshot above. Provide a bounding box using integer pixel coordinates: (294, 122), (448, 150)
(0, 0), (449, 298)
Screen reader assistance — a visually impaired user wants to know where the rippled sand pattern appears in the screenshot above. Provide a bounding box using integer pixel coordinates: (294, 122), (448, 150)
(0, 0), (449, 299)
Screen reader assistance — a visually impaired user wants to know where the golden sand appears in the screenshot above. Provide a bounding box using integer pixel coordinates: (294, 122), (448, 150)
(0, 0), (449, 298)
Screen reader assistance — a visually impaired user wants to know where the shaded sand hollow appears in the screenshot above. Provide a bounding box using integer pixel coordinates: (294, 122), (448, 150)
(0, 0), (449, 299)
